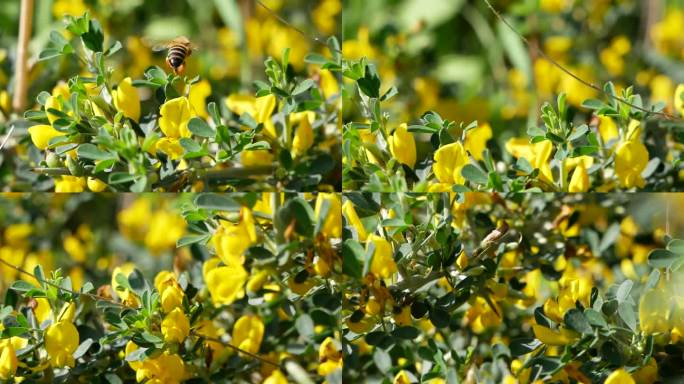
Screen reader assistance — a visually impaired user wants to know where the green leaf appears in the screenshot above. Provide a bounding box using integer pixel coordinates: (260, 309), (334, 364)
(509, 338), (542, 357)
(114, 273), (132, 292)
(295, 314), (314, 341)
(564, 309), (592, 334)
(73, 339), (94, 359)
(82, 19), (104, 52)
(429, 307), (449, 328)
(584, 309), (608, 329)
(292, 79), (315, 96)
(188, 117), (215, 138)
(581, 99), (605, 110)
(243, 141), (271, 151)
(666, 239), (684, 254)
(66, 13), (90, 35)
(373, 348), (392, 374)
(108, 172), (137, 185)
(38, 48), (62, 61)
(194, 194), (241, 211)
(392, 326), (420, 340)
(617, 302), (636, 331)
(615, 280), (633, 302)
(461, 164), (488, 185)
(77, 144), (114, 160)
(648, 249), (681, 269)
(304, 53), (329, 66)
(10, 280), (37, 293)
(357, 65), (380, 98)
(567, 124), (589, 142)
(176, 234), (210, 248)
(342, 239), (364, 279)
(646, 269), (660, 290)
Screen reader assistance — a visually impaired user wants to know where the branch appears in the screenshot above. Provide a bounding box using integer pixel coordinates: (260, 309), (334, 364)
(12, 0), (34, 112)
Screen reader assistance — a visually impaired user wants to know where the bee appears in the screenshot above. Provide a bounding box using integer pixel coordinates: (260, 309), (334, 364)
(153, 36), (196, 75)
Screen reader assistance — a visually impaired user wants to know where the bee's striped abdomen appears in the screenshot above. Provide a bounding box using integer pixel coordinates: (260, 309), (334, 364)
(167, 45), (187, 69)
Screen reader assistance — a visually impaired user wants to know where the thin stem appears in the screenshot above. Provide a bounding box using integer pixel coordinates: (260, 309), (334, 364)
(12, 0), (34, 112)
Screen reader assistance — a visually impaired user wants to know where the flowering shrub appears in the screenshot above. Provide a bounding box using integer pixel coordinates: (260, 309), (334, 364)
(343, 57), (684, 192)
(341, 192), (684, 383)
(0, 193), (342, 382)
(6, 13), (341, 192)
(341, 0), (684, 192)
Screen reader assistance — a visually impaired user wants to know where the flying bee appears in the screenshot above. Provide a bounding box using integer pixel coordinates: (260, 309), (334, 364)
(153, 36), (196, 75)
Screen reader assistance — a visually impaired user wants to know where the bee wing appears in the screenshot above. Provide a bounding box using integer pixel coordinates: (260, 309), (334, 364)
(151, 43), (170, 52)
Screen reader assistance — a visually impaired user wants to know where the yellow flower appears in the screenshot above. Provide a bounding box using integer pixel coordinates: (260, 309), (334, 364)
(211, 207), (257, 266)
(45, 320), (79, 367)
(162, 307), (190, 343)
(464, 123), (493, 161)
(145, 211), (186, 254)
(293, 117), (314, 157)
(241, 149), (274, 167)
(134, 352), (185, 384)
(4, 223), (33, 246)
(465, 296), (501, 334)
(650, 9), (684, 59)
(0, 91), (10, 114)
(319, 69), (340, 100)
(63, 234), (86, 262)
(615, 122), (648, 189)
(52, 0), (87, 17)
(347, 313), (374, 334)
(532, 324), (578, 346)
(0, 339), (17, 380)
(388, 123), (416, 169)
(568, 162), (589, 192)
(598, 116), (619, 144)
(317, 337), (342, 376)
(225, 94), (256, 116)
(264, 369), (288, 384)
(27, 124), (65, 150)
(160, 283), (184, 313)
(125, 341), (142, 371)
(255, 94), (277, 138)
(188, 80), (211, 119)
(246, 269), (269, 294)
(394, 370), (411, 384)
(55, 176), (86, 193)
(159, 97), (193, 139)
(232, 314), (264, 355)
(367, 234), (397, 279)
(112, 77), (140, 122)
(433, 141), (468, 184)
(632, 358), (658, 384)
(204, 258), (248, 306)
(312, 0), (341, 35)
(155, 138), (185, 160)
(288, 275), (315, 296)
(505, 138), (554, 184)
(342, 200), (368, 241)
(605, 368), (635, 384)
(393, 306), (412, 326)
(675, 84), (684, 116)
(87, 177), (108, 192)
(315, 193), (342, 238)
(639, 288), (670, 335)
